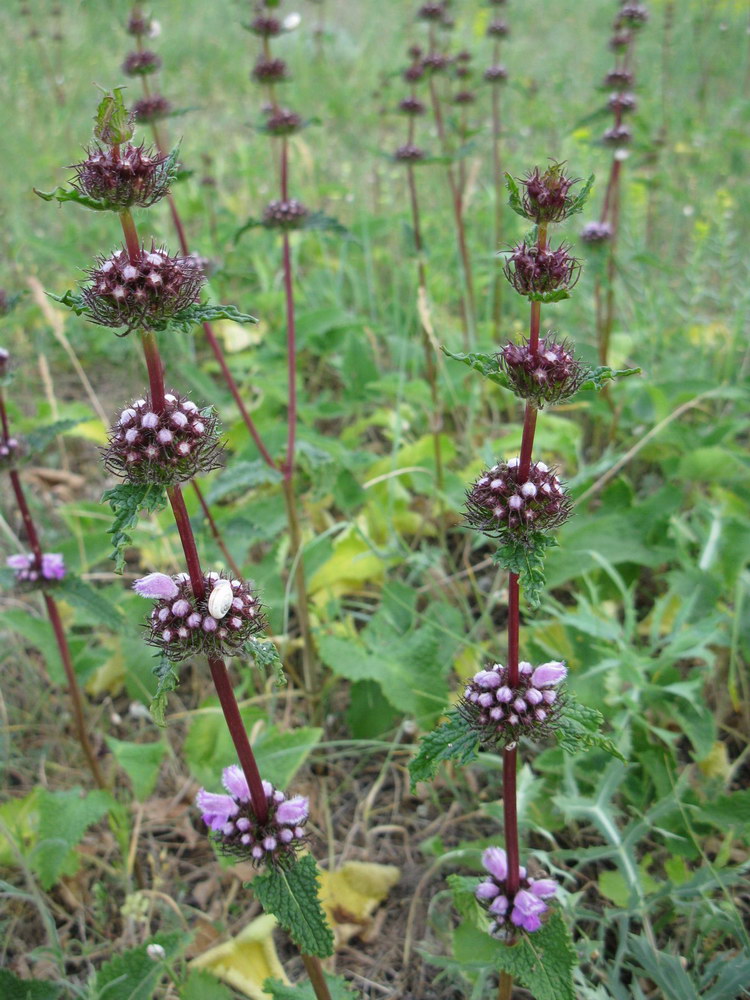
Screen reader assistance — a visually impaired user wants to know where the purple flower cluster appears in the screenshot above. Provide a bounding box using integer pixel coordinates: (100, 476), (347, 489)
(417, 1), (446, 21)
(133, 96), (173, 125)
(608, 92), (637, 114)
(197, 765), (309, 868)
(122, 50), (162, 76)
(487, 19), (510, 37)
(518, 164), (581, 224)
(0, 346), (9, 375)
(262, 199), (309, 230)
(465, 458), (573, 541)
(248, 14), (282, 37)
(82, 245), (204, 335)
(395, 143), (427, 163)
(476, 847), (557, 935)
(399, 96), (427, 116)
(0, 434), (21, 467)
(134, 571), (265, 661)
(604, 67), (634, 88)
(460, 660), (566, 748)
(603, 123), (632, 147)
(580, 220), (613, 244)
(500, 336), (587, 407)
(104, 392), (222, 486)
(71, 143), (173, 211)
(264, 107), (303, 136)
(503, 242), (581, 298)
(252, 56), (289, 84)
(484, 65), (508, 84)
(616, 2), (649, 29)
(7, 552), (66, 585)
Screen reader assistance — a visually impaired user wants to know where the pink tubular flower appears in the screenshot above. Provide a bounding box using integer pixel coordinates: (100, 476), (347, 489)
(531, 661), (567, 688)
(7, 552), (66, 584)
(476, 847), (558, 937)
(482, 846), (508, 881)
(133, 572), (179, 600)
(511, 889), (548, 932)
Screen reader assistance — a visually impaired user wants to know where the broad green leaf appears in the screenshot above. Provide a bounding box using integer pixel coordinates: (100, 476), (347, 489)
(93, 87), (134, 145)
(408, 711), (480, 789)
(0, 788), (41, 865)
(253, 727), (323, 789)
(252, 854), (334, 958)
(180, 970), (233, 1000)
(206, 460), (282, 504)
(627, 935), (701, 1000)
(0, 970), (63, 1000)
(24, 418), (85, 454)
(579, 366), (641, 391)
(102, 482), (167, 574)
(56, 576), (124, 629)
(94, 932), (188, 1000)
(448, 873), (486, 932)
(264, 974), (360, 999)
(493, 533), (559, 608)
(31, 788), (113, 889)
(105, 736), (166, 800)
(556, 697), (626, 761)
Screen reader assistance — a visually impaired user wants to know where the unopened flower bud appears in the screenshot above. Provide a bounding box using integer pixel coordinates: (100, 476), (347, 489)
(465, 459), (572, 540)
(503, 242), (581, 298)
(500, 336), (587, 407)
(122, 50), (162, 76)
(484, 65), (508, 84)
(133, 95), (173, 124)
(262, 199), (309, 230)
(395, 143), (427, 163)
(252, 57), (289, 84)
(580, 220), (613, 244)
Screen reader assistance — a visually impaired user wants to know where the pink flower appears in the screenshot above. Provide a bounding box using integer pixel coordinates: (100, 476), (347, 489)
(529, 878), (558, 899)
(41, 553), (66, 580)
(133, 572), (179, 599)
(482, 846), (508, 881)
(222, 765), (250, 802)
(510, 889), (548, 932)
(276, 795), (309, 826)
(531, 661), (567, 687)
(196, 789), (238, 831)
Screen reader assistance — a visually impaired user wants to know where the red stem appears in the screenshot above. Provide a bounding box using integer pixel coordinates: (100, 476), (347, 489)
(119, 209), (141, 264)
(140, 330), (166, 412)
(529, 300), (541, 353)
(282, 231), (297, 482)
(518, 404), (538, 482)
(191, 480), (243, 579)
(503, 745), (520, 896)
(9, 469), (44, 565)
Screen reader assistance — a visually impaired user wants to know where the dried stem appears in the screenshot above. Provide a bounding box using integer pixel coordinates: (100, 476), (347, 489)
(301, 955), (334, 1000)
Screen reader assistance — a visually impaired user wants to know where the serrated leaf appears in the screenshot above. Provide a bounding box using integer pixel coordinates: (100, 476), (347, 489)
(25, 418), (84, 455)
(33, 185), (113, 211)
(441, 347), (511, 389)
(408, 711), (480, 789)
(150, 655), (180, 727)
(566, 173), (595, 217)
(105, 736), (166, 800)
(579, 365), (641, 391)
(102, 482), (167, 574)
(448, 874), (486, 932)
(95, 932), (188, 1000)
(527, 288), (572, 303)
(252, 854), (334, 958)
(31, 787), (113, 889)
(493, 534), (558, 608)
(627, 935), (701, 1000)
(493, 911), (576, 1000)
(245, 637), (285, 687)
(0, 970), (63, 1000)
(56, 576), (124, 629)
(206, 460), (282, 504)
(264, 974), (360, 1000)
(505, 172), (527, 218)
(166, 302), (258, 334)
(556, 696), (626, 761)
(93, 87), (135, 145)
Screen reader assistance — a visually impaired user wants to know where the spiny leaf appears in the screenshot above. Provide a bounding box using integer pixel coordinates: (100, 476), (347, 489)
(263, 974), (361, 1000)
(94, 932), (188, 1000)
(493, 533), (558, 608)
(150, 655), (180, 727)
(409, 711), (480, 790)
(252, 854), (334, 958)
(55, 575), (124, 629)
(102, 482), (167, 574)
(441, 347), (511, 388)
(579, 365), (641, 391)
(557, 696), (626, 761)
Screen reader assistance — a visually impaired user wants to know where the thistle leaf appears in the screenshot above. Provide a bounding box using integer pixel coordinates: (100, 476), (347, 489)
(102, 482), (167, 574)
(493, 533), (558, 608)
(579, 365), (641, 391)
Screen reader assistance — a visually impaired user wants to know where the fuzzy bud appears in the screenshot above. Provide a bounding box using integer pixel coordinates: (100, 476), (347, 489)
(476, 847), (557, 936)
(105, 392), (223, 486)
(417, 1), (445, 21)
(122, 50), (162, 76)
(516, 162), (583, 224)
(603, 123), (632, 147)
(500, 336), (587, 407)
(252, 57), (289, 84)
(395, 143), (427, 163)
(616, 3), (649, 29)
(604, 67), (634, 88)
(422, 52), (450, 73)
(264, 107), (303, 136)
(262, 199), (309, 230)
(608, 91), (637, 114)
(133, 96), (173, 124)
(580, 220), (612, 244)
(503, 241), (581, 298)
(70, 143), (174, 211)
(454, 89), (476, 105)
(139, 572), (264, 661)
(197, 765), (308, 869)
(82, 245), (204, 335)
(248, 14), (282, 36)
(487, 19), (509, 37)
(465, 459), (572, 541)
(484, 64), (509, 84)
(398, 96), (427, 116)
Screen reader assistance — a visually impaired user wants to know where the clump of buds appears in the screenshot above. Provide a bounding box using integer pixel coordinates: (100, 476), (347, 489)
(0, 435), (22, 467)
(70, 143), (174, 211)
(127, 13), (151, 36)
(476, 847), (558, 936)
(417, 1), (445, 20)
(603, 124), (632, 146)
(105, 392), (222, 485)
(423, 52), (450, 73)
(465, 458), (573, 540)
(248, 14), (282, 36)
(454, 90), (476, 105)
(604, 67), (634, 88)
(133, 96), (172, 124)
(135, 571), (265, 661)
(399, 96), (427, 116)
(616, 2), (649, 28)
(197, 765), (309, 869)
(82, 245), (204, 334)
(609, 30), (632, 50)
(503, 242), (581, 297)
(459, 660), (567, 749)
(487, 19), (510, 37)
(264, 107), (303, 135)
(484, 65), (508, 84)
(262, 199), (309, 230)
(122, 50), (162, 76)
(395, 143), (427, 163)
(608, 92), (637, 114)
(517, 162), (581, 224)
(500, 337), (587, 407)
(580, 220), (613, 243)
(7, 552), (66, 585)
(404, 61), (426, 83)
(252, 56), (289, 84)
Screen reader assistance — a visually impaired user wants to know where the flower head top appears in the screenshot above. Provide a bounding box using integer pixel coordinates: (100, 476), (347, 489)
(262, 199), (309, 231)
(0, 433), (22, 468)
(104, 392), (223, 486)
(580, 220), (612, 244)
(7, 552), (66, 586)
(517, 162), (582, 225)
(503, 242), (581, 298)
(196, 765), (309, 868)
(500, 336), (587, 407)
(460, 659), (567, 749)
(133, 96), (173, 125)
(82, 245), (204, 335)
(135, 571), (265, 661)
(476, 847), (557, 936)
(465, 458), (573, 541)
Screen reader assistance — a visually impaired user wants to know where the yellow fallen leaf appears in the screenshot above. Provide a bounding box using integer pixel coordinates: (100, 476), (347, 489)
(190, 913), (289, 1000)
(319, 861), (400, 946)
(215, 319), (263, 353)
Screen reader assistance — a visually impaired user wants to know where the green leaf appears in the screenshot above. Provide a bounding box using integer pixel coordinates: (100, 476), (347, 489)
(304, 211), (348, 235)
(627, 935), (701, 1000)
(105, 736), (166, 800)
(33, 185), (116, 212)
(441, 347), (510, 389)
(150, 655), (180, 727)
(566, 173), (595, 217)
(579, 365), (641, 391)
(493, 533), (558, 608)
(448, 873), (486, 932)
(263, 974), (360, 1000)
(180, 970), (234, 1000)
(0, 970), (63, 1000)
(166, 302), (258, 334)
(56, 575), (124, 629)
(25, 418), (85, 455)
(527, 288), (572, 303)
(253, 727), (323, 789)
(505, 172), (527, 218)
(102, 482), (167, 574)
(93, 87), (135, 145)
(206, 460), (282, 504)
(31, 787), (113, 889)
(556, 696), (626, 761)
(245, 636), (285, 687)
(408, 711), (480, 790)
(494, 911), (576, 1000)
(94, 932), (188, 1000)
(252, 854), (334, 958)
